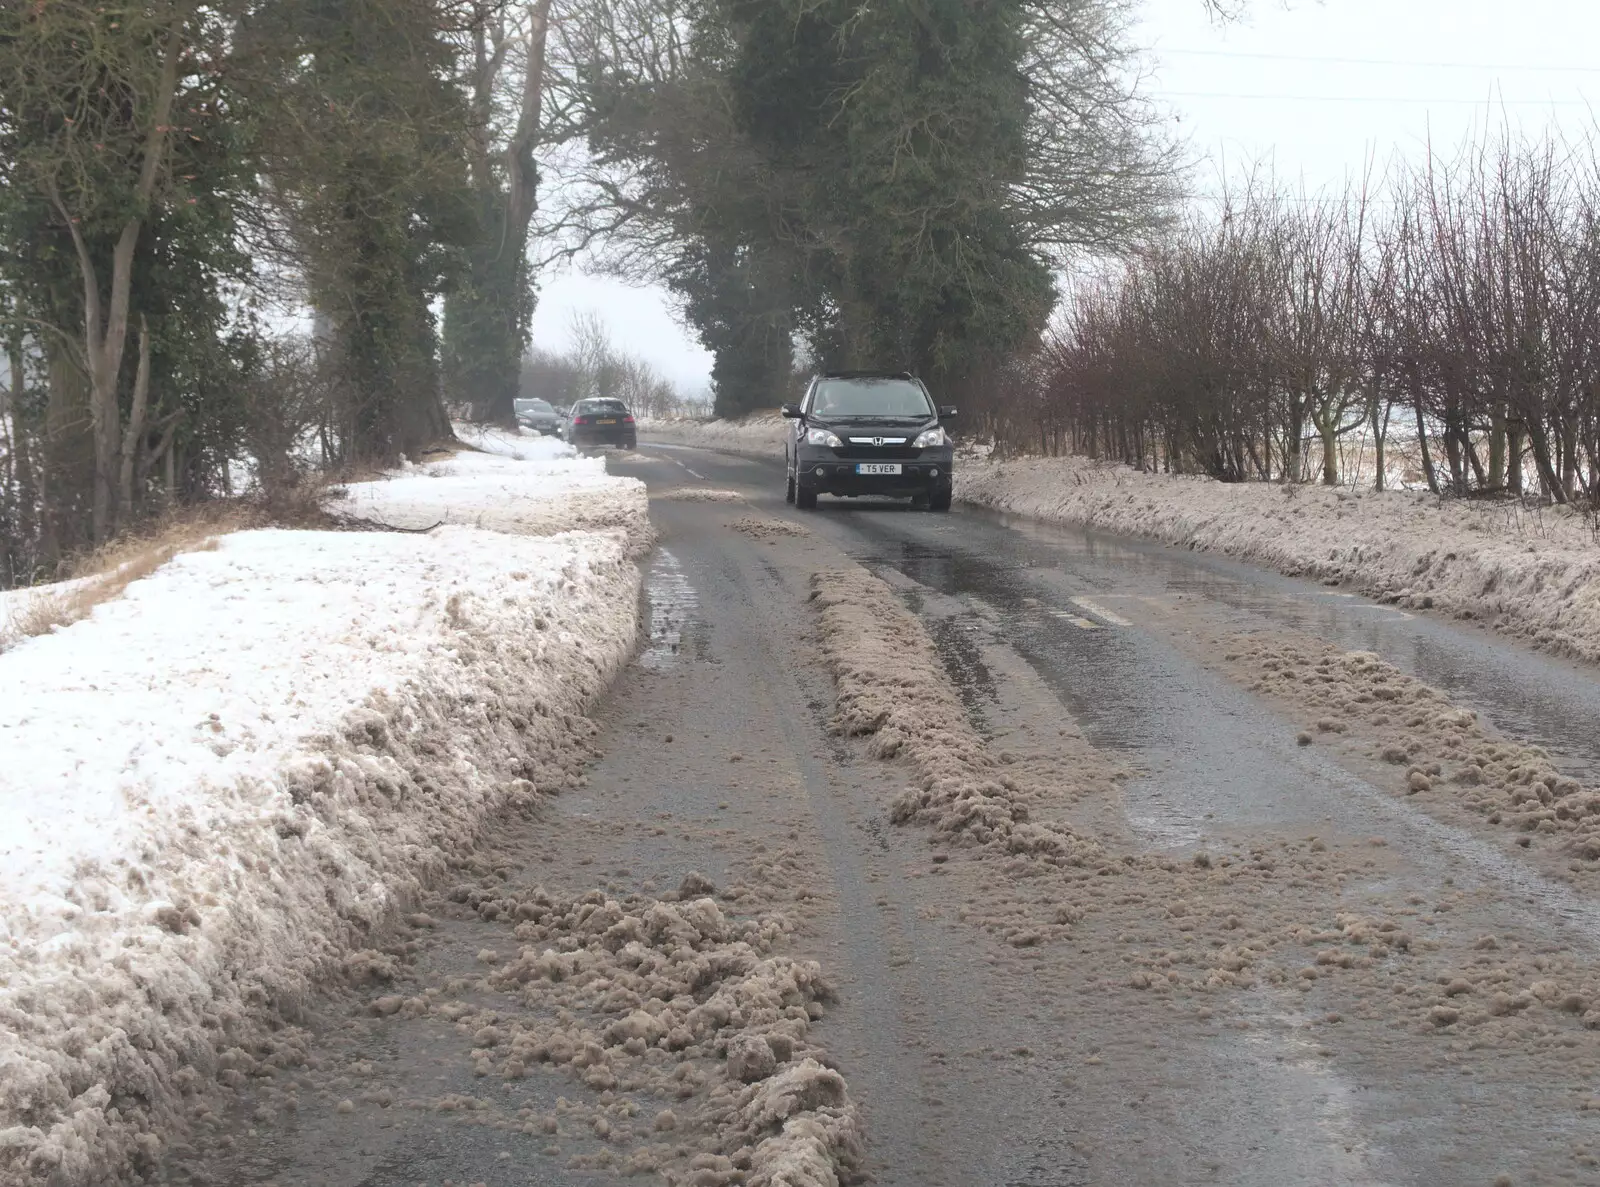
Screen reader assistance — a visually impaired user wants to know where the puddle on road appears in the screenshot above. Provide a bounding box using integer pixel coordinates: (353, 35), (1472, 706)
(925, 613), (1001, 734)
(639, 548), (700, 669)
(990, 510), (1600, 781)
(844, 506), (1600, 792)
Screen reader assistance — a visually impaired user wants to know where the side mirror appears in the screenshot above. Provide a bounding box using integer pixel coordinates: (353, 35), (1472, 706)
(780, 403), (803, 418)
(938, 405), (958, 420)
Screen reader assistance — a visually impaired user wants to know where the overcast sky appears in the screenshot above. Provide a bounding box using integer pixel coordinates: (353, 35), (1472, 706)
(529, 0), (1600, 395)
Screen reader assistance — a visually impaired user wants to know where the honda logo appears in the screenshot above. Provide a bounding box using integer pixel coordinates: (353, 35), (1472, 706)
(872, 436), (884, 447)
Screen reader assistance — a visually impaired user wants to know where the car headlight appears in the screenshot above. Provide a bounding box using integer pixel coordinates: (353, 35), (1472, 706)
(805, 427), (844, 447)
(913, 426), (947, 448)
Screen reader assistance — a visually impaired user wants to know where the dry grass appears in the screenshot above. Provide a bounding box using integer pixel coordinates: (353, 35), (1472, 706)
(2, 476), (377, 651)
(7, 536), (224, 646)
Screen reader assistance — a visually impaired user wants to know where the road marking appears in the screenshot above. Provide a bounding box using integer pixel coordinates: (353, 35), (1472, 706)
(1048, 610), (1103, 630)
(664, 456), (708, 480)
(1070, 596), (1132, 627)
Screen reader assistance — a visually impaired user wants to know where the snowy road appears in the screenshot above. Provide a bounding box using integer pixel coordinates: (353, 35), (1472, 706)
(161, 440), (1600, 1187)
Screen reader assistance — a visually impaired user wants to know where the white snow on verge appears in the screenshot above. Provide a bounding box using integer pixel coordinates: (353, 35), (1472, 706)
(957, 455), (1600, 664)
(450, 420), (573, 462)
(0, 450), (648, 1182)
(639, 415), (788, 456)
(336, 448), (650, 552)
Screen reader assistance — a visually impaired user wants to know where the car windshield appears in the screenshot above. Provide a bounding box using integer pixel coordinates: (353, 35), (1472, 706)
(577, 399), (628, 415)
(515, 399), (553, 414)
(810, 378), (933, 418)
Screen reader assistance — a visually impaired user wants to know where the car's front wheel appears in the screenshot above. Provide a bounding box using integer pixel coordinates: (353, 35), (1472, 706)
(796, 485), (817, 510)
(929, 486), (953, 512)
(785, 461), (796, 504)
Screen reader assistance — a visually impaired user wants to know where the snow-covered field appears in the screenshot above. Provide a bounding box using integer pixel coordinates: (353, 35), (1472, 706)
(0, 433), (647, 1184)
(957, 455), (1600, 664)
(636, 418), (1600, 666)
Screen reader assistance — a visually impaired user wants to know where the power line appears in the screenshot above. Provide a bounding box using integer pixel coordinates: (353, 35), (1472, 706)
(1154, 47), (1600, 74)
(1154, 90), (1595, 107)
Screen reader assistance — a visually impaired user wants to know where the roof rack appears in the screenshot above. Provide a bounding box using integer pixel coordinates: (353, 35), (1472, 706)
(819, 369), (917, 380)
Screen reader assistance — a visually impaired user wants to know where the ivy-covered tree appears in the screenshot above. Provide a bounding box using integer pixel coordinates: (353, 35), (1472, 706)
(560, 0), (1174, 412)
(0, 0), (260, 556)
(441, 0), (554, 426)
(249, 0), (477, 462)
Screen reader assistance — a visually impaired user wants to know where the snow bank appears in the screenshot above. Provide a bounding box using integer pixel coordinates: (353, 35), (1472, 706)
(0, 446), (651, 1183)
(336, 448), (651, 553)
(957, 456), (1600, 664)
(639, 415), (788, 455)
(450, 420), (572, 463)
(811, 567), (1101, 869)
(0, 528), (640, 1184)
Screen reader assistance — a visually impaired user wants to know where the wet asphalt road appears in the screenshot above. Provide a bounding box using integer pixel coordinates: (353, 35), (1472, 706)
(635, 441), (1600, 792)
(623, 439), (1600, 1186)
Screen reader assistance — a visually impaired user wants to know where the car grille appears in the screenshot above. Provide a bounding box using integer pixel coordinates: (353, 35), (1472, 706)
(834, 445), (920, 460)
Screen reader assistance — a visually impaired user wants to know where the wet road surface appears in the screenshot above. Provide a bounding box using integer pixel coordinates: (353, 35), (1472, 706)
(626, 440), (1600, 1186)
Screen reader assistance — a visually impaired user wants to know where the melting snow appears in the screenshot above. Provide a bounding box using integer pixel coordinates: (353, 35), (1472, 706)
(0, 443), (647, 1184)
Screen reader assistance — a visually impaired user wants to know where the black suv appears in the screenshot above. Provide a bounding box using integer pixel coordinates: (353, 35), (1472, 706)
(782, 371), (956, 510)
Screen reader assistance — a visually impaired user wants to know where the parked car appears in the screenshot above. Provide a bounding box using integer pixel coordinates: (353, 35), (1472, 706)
(514, 397), (563, 435)
(782, 371), (955, 511)
(563, 397), (637, 450)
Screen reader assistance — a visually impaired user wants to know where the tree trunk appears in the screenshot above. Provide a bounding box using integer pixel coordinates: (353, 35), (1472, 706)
(1488, 404), (1507, 490)
(1413, 391), (1440, 495)
(58, 27), (184, 543)
(116, 315), (152, 532)
(43, 345), (95, 566)
(1464, 432), (1486, 489)
(9, 337), (37, 556)
(1319, 421), (1339, 486)
(1562, 415), (1581, 501)
(1284, 393), (1305, 483)
(1525, 420), (1566, 504)
(444, 0), (554, 426)
(1369, 393), (1388, 492)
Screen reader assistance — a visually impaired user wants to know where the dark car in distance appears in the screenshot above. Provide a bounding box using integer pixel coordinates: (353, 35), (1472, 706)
(514, 397), (562, 435)
(564, 397), (637, 450)
(783, 371), (955, 510)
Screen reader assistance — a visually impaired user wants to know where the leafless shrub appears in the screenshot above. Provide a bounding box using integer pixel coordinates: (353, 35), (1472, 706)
(994, 127), (1600, 506)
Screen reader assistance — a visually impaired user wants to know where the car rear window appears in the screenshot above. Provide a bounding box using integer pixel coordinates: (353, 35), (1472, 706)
(810, 378), (933, 417)
(578, 399), (628, 414)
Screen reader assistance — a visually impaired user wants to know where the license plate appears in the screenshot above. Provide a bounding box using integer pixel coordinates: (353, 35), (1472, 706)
(596, 418), (618, 424)
(856, 463), (901, 475)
